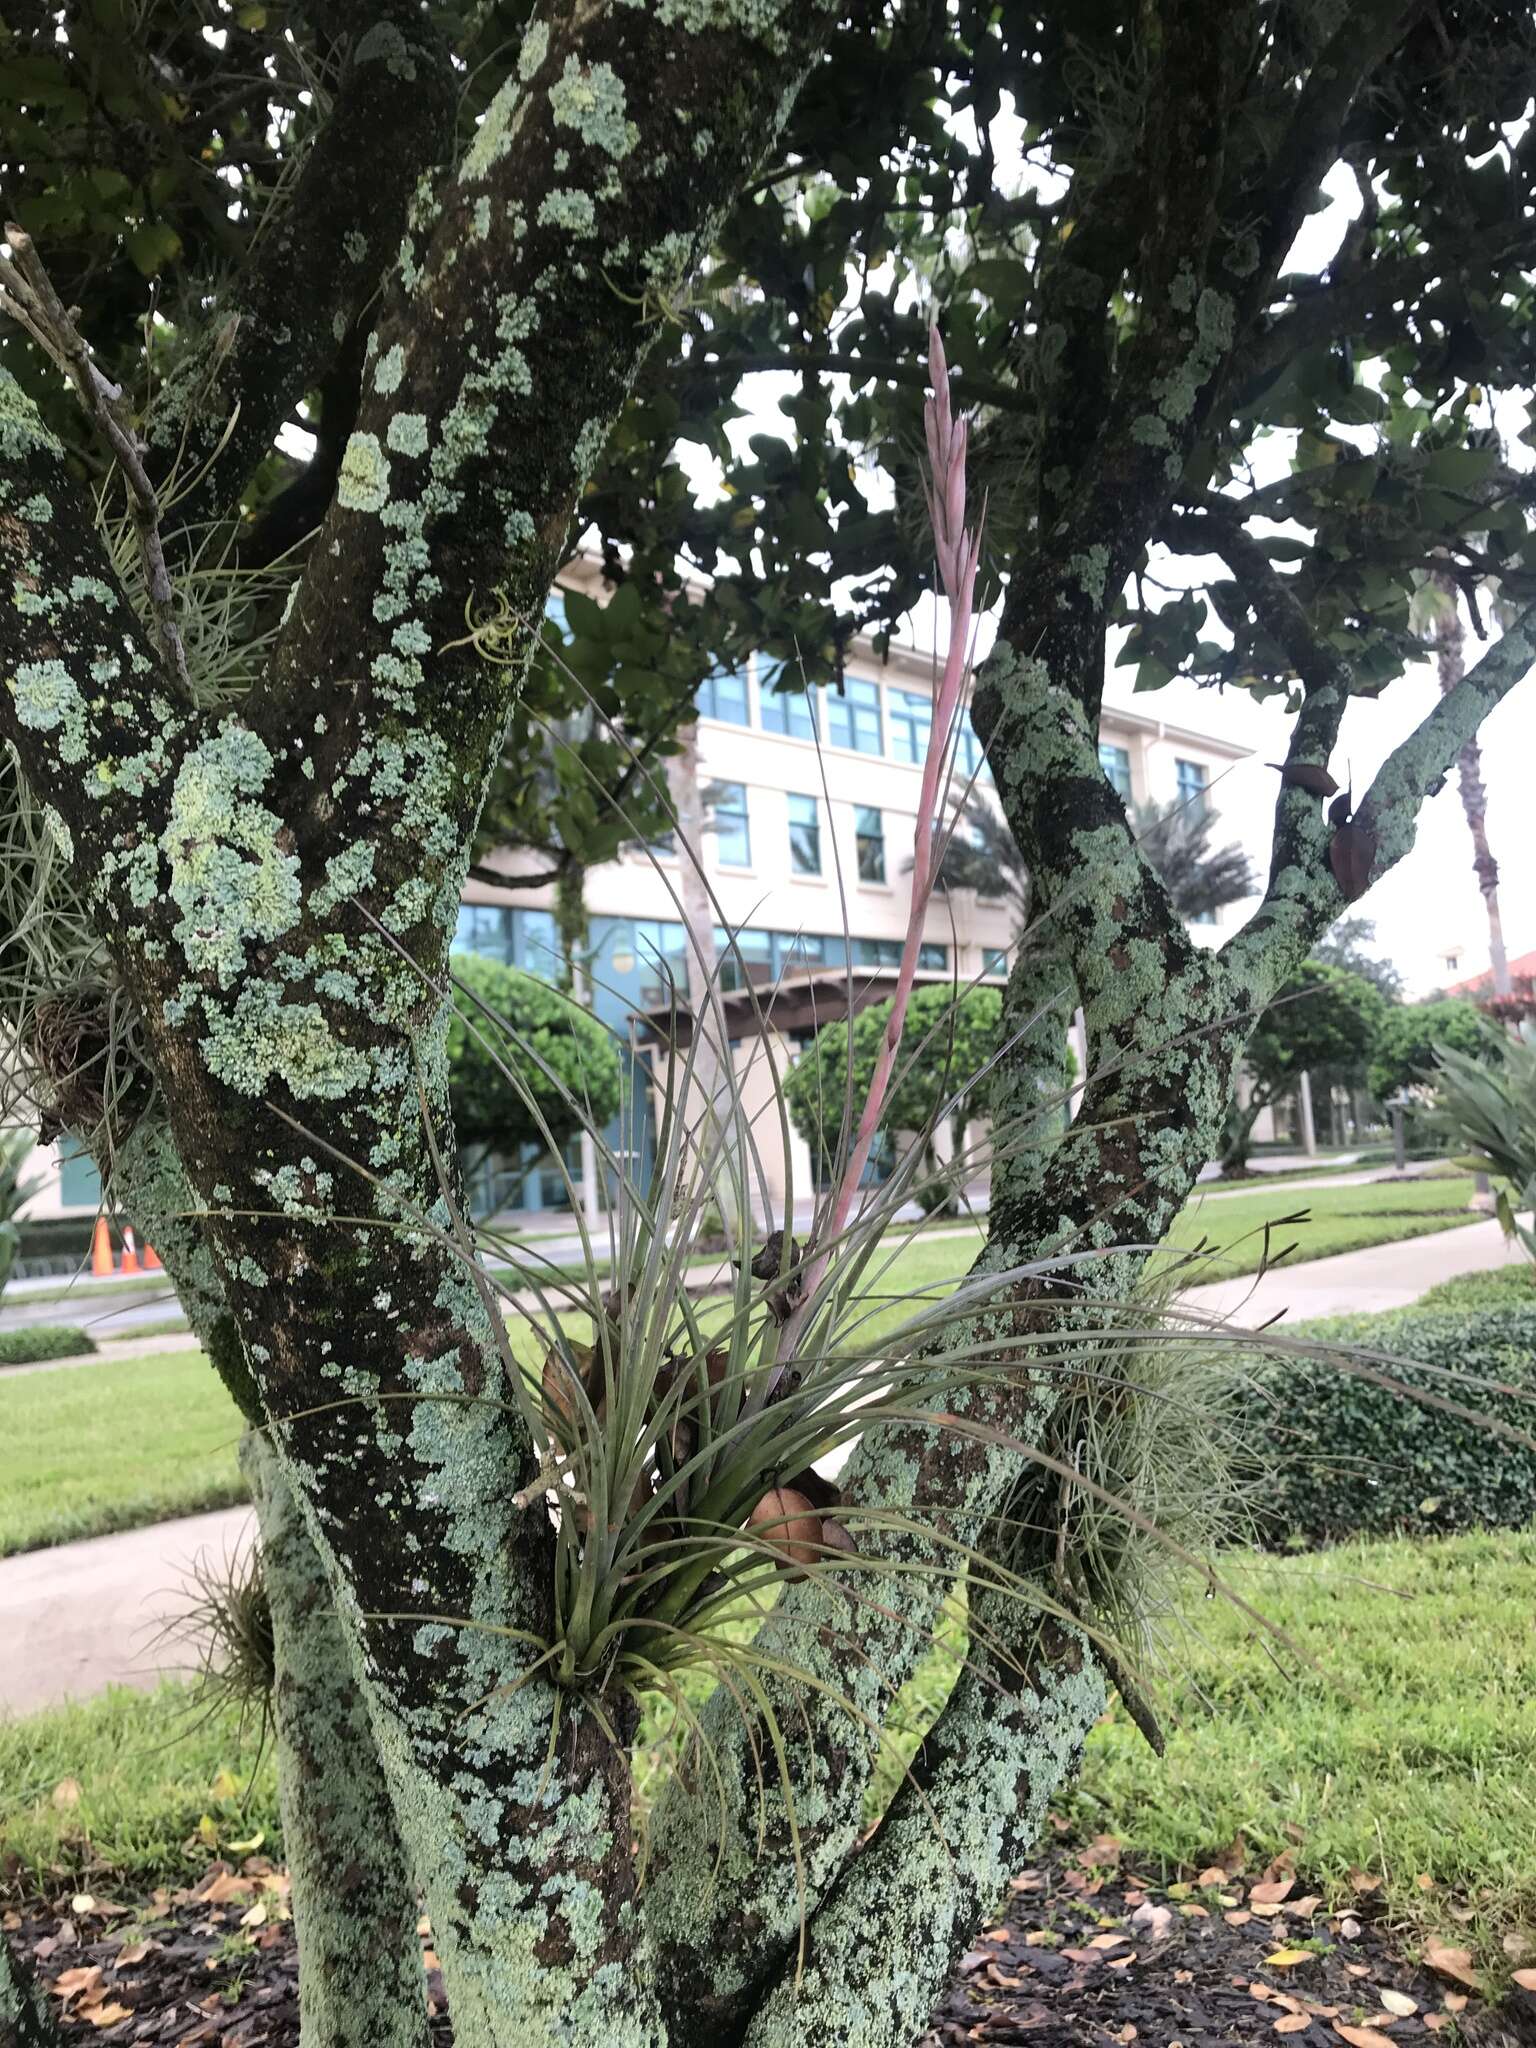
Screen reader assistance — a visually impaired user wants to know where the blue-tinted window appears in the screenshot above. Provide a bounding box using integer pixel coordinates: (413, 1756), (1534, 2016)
(983, 947), (1008, 977)
(58, 1137), (102, 1211)
(918, 942), (949, 971)
(956, 724), (991, 782)
(452, 904), (559, 979)
(1176, 757), (1209, 813)
(544, 589), (569, 636)
(788, 793), (821, 876)
(890, 688), (933, 765)
(774, 932), (826, 975)
(716, 925), (771, 991)
(851, 936), (947, 971)
(1099, 742), (1132, 798)
(761, 687), (818, 741)
(698, 664), (750, 725)
(713, 783), (751, 866)
(827, 676), (883, 755)
(855, 806), (886, 884)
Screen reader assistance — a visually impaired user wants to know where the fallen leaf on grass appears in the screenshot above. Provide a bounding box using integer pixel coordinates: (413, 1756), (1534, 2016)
(1285, 1897), (1322, 1918)
(195, 1872), (254, 1905)
(51, 1779), (82, 1810)
(1423, 1940), (1480, 1990)
(1348, 1870), (1382, 1895)
(1333, 2026), (1395, 2048)
(1252, 1879), (1295, 1906)
(1378, 1991), (1417, 2017)
(1265, 1950), (1317, 1969)
(1196, 1867), (1228, 1888)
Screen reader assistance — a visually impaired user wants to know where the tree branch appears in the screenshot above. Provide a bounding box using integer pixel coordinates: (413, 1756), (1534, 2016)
(144, 0), (456, 538)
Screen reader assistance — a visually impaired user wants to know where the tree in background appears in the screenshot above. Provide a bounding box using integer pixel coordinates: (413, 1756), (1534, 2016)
(929, 794), (1255, 934)
(1222, 963), (1388, 1175)
(1312, 916), (1405, 1003)
(784, 985), (1001, 1215)
(1369, 997), (1490, 1105)
(4, 5), (1536, 2043)
(445, 955), (622, 1169)
(1414, 567), (1513, 999)
(1129, 801), (1257, 925)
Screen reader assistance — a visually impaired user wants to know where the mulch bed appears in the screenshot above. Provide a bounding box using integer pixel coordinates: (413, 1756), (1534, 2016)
(8, 1835), (1535, 2046)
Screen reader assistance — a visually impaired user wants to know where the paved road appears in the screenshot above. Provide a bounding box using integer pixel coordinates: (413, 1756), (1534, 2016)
(0, 1505), (255, 1715)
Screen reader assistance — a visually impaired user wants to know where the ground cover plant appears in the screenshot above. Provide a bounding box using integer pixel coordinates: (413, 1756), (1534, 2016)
(4, 4), (1536, 2045)
(0, 1326), (94, 1369)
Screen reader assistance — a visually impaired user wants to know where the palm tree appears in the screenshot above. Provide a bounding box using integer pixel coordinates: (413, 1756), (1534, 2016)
(928, 793), (1256, 933)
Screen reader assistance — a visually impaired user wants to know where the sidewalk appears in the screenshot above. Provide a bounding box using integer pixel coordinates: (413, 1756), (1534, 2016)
(1178, 1214), (1522, 1324)
(0, 1504), (255, 1715)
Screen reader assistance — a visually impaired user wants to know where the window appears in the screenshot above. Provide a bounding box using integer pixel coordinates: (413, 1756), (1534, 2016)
(855, 805), (886, 884)
(715, 924), (771, 990)
(698, 664), (750, 725)
(1176, 757), (1209, 814)
(788, 793), (822, 876)
(775, 931), (826, 975)
(544, 589), (569, 637)
(713, 782), (751, 866)
(890, 688), (933, 765)
(453, 905), (559, 978)
(983, 947), (1008, 977)
(827, 675), (883, 755)
(956, 724), (991, 783)
(760, 686), (818, 740)
(852, 936), (948, 971)
(58, 1136), (102, 1211)
(1099, 742), (1132, 798)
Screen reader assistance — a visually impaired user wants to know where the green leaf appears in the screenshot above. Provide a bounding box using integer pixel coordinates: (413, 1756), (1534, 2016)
(124, 220), (182, 276)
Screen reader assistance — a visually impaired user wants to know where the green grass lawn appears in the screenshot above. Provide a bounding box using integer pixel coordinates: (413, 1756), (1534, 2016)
(0, 1179), (1485, 1557)
(0, 1350), (243, 1557)
(6, 1527), (1532, 1977)
(1167, 1172), (1481, 1279)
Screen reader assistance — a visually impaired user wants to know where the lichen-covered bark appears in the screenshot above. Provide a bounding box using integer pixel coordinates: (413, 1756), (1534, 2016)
(146, 1), (457, 542)
(243, 1433), (430, 2048)
(741, 1610), (1105, 2048)
(0, 8), (837, 2039)
(100, 1122), (425, 2048)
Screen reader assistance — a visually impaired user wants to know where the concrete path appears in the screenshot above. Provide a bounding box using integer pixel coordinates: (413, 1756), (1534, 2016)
(0, 1504), (255, 1716)
(1178, 1214), (1522, 1324)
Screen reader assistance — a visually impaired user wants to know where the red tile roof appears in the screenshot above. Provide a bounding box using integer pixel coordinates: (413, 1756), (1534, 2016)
(1445, 949), (1536, 995)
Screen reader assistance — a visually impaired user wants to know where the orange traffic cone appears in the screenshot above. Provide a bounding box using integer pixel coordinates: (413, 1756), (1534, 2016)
(142, 1242), (163, 1271)
(91, 1215), (114, 1277)
(119, 1227), (141, 1276)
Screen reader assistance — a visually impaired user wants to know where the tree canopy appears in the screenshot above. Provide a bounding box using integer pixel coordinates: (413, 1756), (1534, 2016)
(1224, 960), (1389, 1169)
(783, 982), (1001, 1177)
(446, 954), (622, 1158)
(4, 6), (1536, 2046)
(1369, 995), (1489, 1101)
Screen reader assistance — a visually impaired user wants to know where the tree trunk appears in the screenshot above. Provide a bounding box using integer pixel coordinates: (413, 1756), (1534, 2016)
(241, 1434), (431, 2048)
(1431, 569), (1511, 996)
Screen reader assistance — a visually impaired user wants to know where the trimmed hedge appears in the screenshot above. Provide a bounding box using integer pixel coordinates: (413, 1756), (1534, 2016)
(0, 1325), (97, 1367)
(1261, 1306), (1536, 1544)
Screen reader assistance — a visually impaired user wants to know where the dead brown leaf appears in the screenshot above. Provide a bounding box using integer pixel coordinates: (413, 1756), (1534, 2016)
(1252, 1878), (1295, 1905)
(1333, 2025), (1396, 2048)
(52, 1966), (104, 2005)
(1225, 1912), (1254, 1928)
(84, 2003), (132, 2029)
(1348, 1870), (1382, 1895)
(1513, 1968), (1536, 1992)
(1196, 1867), (1228, 1888)
(1274, 2016), (1310, 2035)
(195, 1870), (255, 1905)
(51, 1778), (82, 1810)
(1423, 1940), (1480, 1990)
(1378, 1990), (1417, 2018)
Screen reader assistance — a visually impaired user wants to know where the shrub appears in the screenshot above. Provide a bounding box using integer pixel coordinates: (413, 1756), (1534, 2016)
(1259, 1306), (1536, 1544)
(1413, 1265), (1536, 1314)
(0, 1324), (97, 1366)
(446, 953), (623, 1156)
